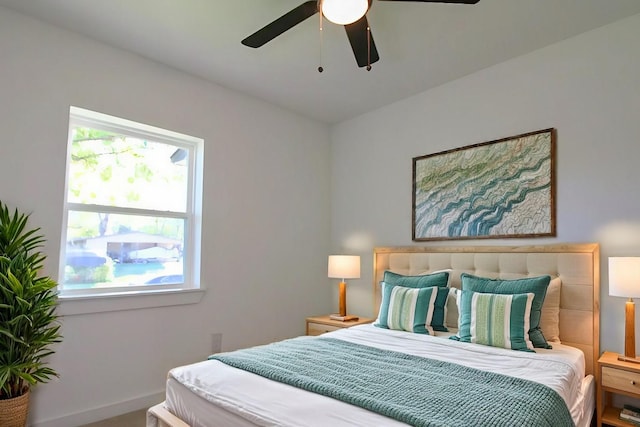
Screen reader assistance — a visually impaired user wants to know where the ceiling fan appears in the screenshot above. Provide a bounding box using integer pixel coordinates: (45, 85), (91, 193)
(241, 0), (480, 71)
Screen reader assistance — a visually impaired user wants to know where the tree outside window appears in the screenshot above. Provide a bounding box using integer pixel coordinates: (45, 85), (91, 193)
(60, 107), (203, 295)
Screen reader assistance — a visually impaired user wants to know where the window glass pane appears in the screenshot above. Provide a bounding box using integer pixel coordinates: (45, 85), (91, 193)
(63, 211), (184, 290)
(67, 126), (189, 212)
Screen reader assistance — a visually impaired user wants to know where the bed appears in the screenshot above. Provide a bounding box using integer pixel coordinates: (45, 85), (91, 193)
(147, 243), (600, 427)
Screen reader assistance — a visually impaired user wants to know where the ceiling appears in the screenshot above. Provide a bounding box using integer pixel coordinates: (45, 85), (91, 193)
(2, 0), (640, 124)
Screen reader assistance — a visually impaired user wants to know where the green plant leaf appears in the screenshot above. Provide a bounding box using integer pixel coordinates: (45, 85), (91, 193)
(0, 200), (62, 399)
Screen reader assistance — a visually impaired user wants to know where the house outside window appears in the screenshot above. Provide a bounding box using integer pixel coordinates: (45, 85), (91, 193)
(59, 107), (203, 298)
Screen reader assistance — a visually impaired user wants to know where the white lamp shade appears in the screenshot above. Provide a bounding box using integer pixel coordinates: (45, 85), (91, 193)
(321, 0), (369, 25)
(328, 255), (360, 280)
(609, 257), (640, 298)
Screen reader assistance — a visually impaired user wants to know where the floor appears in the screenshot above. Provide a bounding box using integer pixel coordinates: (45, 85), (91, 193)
(80, 409), (147, 427)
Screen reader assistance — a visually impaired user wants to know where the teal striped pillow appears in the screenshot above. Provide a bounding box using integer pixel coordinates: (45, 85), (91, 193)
(381, 271), (450, 332)
(375, 284), (438, 334)
(455, 290), (535, 352)
(461, 273), (551, 349)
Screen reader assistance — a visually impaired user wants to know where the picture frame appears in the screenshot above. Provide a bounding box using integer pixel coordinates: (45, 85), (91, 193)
(412, 128), (556, 241)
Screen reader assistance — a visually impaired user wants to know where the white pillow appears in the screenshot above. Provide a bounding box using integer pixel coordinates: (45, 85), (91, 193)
(445, 286), (459, 329)
(539, 277), (561, 343)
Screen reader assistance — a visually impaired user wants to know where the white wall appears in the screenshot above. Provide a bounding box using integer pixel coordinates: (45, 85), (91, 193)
(0, 7), (333, 427)
(331, 14), (640, 355)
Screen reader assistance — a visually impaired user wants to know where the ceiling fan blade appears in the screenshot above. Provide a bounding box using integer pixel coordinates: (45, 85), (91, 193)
(377, 0), (480, 3)
(242, 1), (318, 48)
(344, 16), (380, 68)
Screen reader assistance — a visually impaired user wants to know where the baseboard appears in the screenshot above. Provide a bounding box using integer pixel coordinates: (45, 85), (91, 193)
(31, 389), (165, 427)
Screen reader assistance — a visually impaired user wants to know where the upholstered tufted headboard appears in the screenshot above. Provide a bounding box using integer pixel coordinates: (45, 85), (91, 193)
(373, 243), (600, 377)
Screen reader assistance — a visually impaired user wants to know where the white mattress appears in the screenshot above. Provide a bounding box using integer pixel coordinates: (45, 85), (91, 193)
(163, 325), (594, 427)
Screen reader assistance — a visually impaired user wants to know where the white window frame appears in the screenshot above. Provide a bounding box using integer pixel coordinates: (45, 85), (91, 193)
(58, 107), (204, 315)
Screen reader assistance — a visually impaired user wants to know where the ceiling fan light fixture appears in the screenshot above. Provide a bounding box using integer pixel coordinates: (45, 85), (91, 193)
(321, 0), (369, 25)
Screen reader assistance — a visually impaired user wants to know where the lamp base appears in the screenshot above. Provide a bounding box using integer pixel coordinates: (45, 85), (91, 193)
(329, 314), (359, 322)
(618, 354), (640, 364)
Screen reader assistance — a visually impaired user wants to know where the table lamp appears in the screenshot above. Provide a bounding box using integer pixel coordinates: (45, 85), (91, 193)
(328, 255), (360, 321)
(609, 257), (640, 363)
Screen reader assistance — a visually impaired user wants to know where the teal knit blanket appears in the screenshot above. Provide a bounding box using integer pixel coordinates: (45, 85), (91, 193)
(209, 336), (574, 427)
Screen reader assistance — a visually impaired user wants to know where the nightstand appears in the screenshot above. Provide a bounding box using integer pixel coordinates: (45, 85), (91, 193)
(306, 315), (374, 336)
(597, 351), (640, 426)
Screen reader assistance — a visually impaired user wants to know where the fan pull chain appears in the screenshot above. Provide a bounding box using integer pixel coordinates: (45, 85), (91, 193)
(366, 23), (372, 71)
(318, 10), (324, 73)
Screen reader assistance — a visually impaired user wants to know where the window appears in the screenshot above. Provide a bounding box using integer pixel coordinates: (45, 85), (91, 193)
(59, 107), (203, 299)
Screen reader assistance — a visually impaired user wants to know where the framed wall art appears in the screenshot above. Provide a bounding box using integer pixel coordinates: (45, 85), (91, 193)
(412, 128), (556, 241)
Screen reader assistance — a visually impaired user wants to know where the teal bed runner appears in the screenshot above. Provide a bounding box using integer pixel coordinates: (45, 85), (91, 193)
(209, 336), (574, 427)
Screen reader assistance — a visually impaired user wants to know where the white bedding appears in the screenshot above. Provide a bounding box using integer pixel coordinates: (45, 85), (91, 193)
(164, 324), (594, 427)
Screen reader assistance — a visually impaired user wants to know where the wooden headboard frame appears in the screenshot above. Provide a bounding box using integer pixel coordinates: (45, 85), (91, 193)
(373, 243), (600, 377)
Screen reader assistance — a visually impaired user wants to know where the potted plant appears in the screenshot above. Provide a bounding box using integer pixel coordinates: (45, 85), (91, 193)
(0, 201), (61, 427)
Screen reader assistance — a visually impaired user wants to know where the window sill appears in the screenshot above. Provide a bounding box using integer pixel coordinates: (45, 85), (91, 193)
(57, 288), (205, 316)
